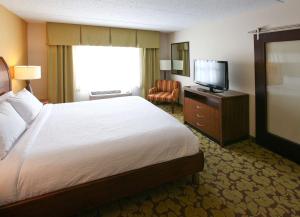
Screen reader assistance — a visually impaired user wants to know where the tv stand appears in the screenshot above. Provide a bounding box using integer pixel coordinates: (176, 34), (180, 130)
(184, 86), (249, 146)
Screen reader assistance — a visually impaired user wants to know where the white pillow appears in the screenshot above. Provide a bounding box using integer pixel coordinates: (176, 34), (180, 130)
(7, 89), (43, 124)
(0, 91), (13, 102)
(0, 102), (27, 160)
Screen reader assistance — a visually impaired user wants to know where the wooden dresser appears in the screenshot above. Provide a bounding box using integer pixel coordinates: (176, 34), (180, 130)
(184, 86), (249, 146)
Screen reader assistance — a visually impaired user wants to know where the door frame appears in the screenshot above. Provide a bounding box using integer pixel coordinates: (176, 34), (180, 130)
(254, 29), (300, 164)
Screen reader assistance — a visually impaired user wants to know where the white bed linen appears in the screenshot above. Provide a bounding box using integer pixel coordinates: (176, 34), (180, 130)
(0, 96), (199, 205)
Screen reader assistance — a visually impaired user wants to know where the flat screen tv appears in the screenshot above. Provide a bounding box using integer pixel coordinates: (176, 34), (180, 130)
(194, 60), (229, 92)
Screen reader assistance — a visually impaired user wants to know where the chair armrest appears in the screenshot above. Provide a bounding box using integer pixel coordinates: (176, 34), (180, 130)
(149, 87), (158, 94)
(171, 88), (180, 100)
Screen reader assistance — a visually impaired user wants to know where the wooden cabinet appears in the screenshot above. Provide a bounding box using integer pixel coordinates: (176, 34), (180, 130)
(184, 86), (249, 146)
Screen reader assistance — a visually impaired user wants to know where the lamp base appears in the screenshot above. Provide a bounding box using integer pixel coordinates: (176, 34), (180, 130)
(25, 80), (33, 93)
(163, 70), (170, 80)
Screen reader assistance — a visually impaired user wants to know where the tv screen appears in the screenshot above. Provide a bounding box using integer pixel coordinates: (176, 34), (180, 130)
(194, 60), (228, 91)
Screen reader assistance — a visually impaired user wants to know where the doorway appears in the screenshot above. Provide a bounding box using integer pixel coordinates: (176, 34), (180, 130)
(254, 29), (300, 164)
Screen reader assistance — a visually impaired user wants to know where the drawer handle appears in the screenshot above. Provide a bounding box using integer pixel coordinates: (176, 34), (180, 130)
(196, 105), (202, 109)
(196, 114), (204, 118)
(196, 122), (204, 127)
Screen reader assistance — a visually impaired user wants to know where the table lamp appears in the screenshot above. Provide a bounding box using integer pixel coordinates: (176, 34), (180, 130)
(14, 66), (41, 93)
(160, 60), (171, 80)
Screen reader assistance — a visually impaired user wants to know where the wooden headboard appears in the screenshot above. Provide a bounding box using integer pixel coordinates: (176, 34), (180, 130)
(0, 57), (11, 95)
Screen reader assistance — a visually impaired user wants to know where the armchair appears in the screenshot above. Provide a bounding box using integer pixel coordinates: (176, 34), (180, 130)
(147, 80), (180, 113)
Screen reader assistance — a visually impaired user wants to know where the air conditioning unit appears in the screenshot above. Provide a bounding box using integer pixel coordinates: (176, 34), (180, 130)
(89, 90), (132, 100)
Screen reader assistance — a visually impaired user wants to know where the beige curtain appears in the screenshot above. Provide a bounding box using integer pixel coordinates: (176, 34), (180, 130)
(141, 48), (160, 98)
(48, 45), (74, 103)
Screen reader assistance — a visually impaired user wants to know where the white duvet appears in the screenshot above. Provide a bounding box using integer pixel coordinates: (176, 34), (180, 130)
(0, 96), (199, 205)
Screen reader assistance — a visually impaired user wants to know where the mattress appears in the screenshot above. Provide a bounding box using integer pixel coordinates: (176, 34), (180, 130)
(0, 96), (199, 205)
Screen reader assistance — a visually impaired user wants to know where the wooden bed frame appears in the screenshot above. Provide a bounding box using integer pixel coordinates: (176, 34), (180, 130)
(0, 57), (204, 217)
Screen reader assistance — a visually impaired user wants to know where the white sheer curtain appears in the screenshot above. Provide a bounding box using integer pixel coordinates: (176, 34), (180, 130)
(73, 46), (141, 101)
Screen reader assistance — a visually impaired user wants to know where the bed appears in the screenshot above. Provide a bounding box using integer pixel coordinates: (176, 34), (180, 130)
(0, 57), (204, 217)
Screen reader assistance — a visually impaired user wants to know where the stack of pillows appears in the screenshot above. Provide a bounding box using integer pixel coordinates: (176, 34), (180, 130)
(0, 89), (43, 160)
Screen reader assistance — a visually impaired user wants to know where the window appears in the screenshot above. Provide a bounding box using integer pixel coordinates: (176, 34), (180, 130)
(73, 46), (141, 101)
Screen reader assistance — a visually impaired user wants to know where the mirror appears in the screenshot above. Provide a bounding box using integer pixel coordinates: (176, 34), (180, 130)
(171, 42), (190, 77)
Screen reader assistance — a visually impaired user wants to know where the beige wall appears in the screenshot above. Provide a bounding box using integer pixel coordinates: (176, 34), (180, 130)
(0, 5), (27, 92)
(27, 23), (48, 99)
(165, 0), (300, 136)
(160, 33), (170, 59)
(159, 33), (171, 79)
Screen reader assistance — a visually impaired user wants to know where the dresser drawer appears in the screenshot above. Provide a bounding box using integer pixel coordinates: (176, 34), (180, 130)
(184, 97), (220, 141)
(189, 119), (211, 136)
(184, 98), (210, 127)
(184, 98), (209, 114)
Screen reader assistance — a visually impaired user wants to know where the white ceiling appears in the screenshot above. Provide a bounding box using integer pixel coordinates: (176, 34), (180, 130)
(0, 0), (282, 32)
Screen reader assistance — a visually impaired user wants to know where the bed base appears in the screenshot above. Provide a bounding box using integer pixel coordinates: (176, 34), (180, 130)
(0, 152), (204, 217)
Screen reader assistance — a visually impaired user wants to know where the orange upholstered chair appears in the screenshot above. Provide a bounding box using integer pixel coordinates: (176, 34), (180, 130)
(148, 80), (180, 113)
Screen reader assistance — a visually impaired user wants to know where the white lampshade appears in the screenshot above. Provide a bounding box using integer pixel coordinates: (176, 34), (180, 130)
(14, 66), (41, 80)
(160, 60), (171, 70)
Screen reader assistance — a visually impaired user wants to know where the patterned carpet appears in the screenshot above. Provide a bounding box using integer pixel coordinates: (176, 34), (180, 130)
(77, 105), (300, 217)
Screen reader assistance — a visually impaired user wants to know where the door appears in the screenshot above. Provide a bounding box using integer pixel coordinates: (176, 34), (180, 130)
(254, 29), (300, 164)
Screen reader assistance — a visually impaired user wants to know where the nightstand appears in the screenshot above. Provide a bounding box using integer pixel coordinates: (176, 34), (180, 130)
(40, 99), (49, 105)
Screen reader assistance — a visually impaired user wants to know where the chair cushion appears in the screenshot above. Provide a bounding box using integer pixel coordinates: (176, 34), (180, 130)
(156, 80), (180, 93)
(148, 92), (175, 102)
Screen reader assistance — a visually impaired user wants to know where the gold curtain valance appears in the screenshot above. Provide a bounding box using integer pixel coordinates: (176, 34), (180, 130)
(47, 23), (81, 45)
(111, 28), (137, 47)
(47, 22), (160, 48)
(137, 30), (160, 48)
(81, 25), (110, 46)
